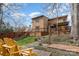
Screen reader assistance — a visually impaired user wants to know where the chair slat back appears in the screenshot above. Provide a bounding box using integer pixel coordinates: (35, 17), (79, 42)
(0, 39), (4, 45)
(3, 38), (21, 56)
(0, 39), (9, 56)
(0, 39), (4, 52)
(4, 38), (17, 46)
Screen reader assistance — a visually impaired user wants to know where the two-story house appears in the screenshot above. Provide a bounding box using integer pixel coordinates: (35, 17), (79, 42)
(31, 15), (48, 36)
(31, 15), (69, 36)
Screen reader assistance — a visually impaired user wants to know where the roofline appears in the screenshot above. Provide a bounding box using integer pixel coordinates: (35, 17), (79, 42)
(48, 15), (68, 21)
(32, 15), (47, 20)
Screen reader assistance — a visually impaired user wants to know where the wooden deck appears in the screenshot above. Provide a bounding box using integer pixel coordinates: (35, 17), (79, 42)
(43, 44), (79, 53)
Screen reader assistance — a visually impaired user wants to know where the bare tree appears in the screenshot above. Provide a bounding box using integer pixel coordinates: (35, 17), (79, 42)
(40, 3), (71, 44)
(1, 3), (29, 32)
(71, 3), (79, 42)
(0, 3), (4, 28)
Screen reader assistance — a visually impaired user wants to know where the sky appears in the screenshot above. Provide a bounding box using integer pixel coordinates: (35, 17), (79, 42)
(3, 3), (71, 27)
(3, 3), (46, 27)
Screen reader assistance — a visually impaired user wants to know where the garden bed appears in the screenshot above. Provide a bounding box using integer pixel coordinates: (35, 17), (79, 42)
(42, 34), (79, 46)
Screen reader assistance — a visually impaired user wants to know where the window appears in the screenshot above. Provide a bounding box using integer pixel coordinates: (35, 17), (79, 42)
(58, 19), (64, 23)
(50, 24), (56, 28)
(63, 19), (66, 21)
(35, 19), (39, 22)
(35, 26), (39, 32)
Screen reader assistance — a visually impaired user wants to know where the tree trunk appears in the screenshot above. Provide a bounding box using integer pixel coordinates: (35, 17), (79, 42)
(71, 3), (79, 40)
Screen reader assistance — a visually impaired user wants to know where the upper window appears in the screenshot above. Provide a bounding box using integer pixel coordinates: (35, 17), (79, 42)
(58, 19), (64, 23)
(35, 19), (39, 22)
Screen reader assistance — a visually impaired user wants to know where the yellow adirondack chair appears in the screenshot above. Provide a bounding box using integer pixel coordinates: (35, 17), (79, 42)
(0, 39), (9, 56)
(3, 38), (21, 56)
(3, 38), (36, 56)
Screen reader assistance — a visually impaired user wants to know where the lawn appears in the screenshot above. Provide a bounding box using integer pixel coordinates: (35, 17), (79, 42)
(16, 36), (36, 46)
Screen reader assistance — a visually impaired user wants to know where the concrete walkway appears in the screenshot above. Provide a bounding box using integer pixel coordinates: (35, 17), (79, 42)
(44, 44), (79, 53)
(23, 42), (51, 56)
(33, 49), (51, 56)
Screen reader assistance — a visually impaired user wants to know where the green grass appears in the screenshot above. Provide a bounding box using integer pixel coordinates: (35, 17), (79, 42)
(16, 36), (36, 46)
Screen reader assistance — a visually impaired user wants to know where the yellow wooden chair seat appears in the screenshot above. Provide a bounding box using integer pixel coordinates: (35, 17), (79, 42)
(21, 48), (34, 56)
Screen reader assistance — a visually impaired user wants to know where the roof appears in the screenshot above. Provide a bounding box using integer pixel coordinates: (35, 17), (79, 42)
(48, 15), (68, 21)
(32, 15), (68, 21)
(32, 15), (47, 20)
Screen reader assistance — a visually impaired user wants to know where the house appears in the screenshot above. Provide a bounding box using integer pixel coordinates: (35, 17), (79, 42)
(31, 15), (69, 36)
(31, 15), (48, 36)
(48, 15), (69, 34)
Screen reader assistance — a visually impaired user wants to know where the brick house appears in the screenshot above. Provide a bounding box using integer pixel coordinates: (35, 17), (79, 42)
(31, 15), (69, 36)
